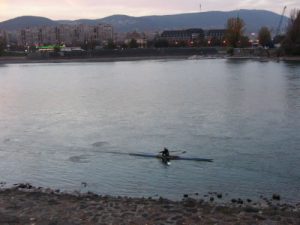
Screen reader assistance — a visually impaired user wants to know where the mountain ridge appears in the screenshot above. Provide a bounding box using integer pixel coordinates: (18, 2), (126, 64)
(0, 10), (288, 33)
(0, 16), (58, 30)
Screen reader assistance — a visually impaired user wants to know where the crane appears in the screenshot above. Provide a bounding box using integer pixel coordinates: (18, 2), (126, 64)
(275, 6), (287, 37)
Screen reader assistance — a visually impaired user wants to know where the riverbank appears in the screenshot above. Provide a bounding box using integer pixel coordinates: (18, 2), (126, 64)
(1, 55), (300, 65)
(0, 55), (192, 64)
(0, 185), (299, 225)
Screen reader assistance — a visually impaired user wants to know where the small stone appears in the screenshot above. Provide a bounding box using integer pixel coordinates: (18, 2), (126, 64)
(217, 193), (222, 199)
(0, 214), (19, 223)
(210, 197), (214, 202)
(184, 199), (197, 208)
(272, 194), (281, 201)
(48, 199), (58, 205)
(183, 194), (189, 198)
(171, 216), (183, 221)
(237, 198), (244, 204)
(243, 207), (259, 213)
(253, 214), (266, 220)
(176, 219), (184, 225)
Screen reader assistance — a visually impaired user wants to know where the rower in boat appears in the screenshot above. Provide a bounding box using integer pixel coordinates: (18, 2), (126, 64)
(160, 147), (170, 157)
(160, 147), (170, 164)
(127, 151), (213, 162)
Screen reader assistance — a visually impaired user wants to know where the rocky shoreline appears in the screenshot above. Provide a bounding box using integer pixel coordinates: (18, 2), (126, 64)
(0, 184), (299, 225)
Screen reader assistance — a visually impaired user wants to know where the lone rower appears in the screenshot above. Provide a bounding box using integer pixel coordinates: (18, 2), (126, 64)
(160, 147), (170, 158)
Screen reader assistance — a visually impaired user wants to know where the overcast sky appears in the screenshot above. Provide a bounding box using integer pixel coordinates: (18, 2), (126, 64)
(0, 0), (299, 21)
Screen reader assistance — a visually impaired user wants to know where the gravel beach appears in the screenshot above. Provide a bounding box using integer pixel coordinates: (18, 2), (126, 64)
(0, 185), (299, 225)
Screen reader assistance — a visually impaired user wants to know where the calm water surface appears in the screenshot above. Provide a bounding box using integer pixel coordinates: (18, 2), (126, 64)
(0, 59), (299, 202)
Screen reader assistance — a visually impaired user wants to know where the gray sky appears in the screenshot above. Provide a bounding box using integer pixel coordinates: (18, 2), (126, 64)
(0, 0), (299, 21)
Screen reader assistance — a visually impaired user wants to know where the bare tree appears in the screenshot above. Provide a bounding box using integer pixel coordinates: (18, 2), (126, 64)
(225, 17), (245, 48)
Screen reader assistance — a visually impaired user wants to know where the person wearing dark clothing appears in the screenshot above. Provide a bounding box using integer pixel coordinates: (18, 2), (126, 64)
(160, 147), (170, 157)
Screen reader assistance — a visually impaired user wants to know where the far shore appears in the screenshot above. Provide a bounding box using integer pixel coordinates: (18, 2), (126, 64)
(0, 184), (299, 224)
(1, 55), (300, 65)
(0, 55), (190, 64)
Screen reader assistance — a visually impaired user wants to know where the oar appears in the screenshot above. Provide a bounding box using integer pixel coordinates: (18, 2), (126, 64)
(170, 150), (186, 153)
(159, 150), (186, 153)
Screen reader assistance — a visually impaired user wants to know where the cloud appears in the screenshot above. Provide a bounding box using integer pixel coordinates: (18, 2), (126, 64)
(0, 0), (299, 21)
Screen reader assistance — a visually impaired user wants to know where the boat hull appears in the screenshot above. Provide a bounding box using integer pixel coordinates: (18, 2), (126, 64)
(129, 153), (213, 162)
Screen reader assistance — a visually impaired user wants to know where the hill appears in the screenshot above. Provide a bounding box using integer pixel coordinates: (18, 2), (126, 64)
(0, 16), (58, 30)
(96, 10), (288, 33)
(0, 10), (288, 33)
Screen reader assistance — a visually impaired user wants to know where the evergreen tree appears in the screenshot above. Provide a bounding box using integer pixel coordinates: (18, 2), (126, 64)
(258, 27), (272, 47)
(106, 39), (116, 49)
(0, 37), (6, 56)
(128, 39), (139, 48)
(282, 9), (300, 55)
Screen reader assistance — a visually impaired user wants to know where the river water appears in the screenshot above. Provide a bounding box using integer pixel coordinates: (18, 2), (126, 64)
(0, 59), (299, 203)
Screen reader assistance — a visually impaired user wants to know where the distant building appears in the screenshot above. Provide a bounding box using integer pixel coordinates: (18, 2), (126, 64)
(125, 31), (147, 48)
(0, 30), (5, 38)
(0, 30), (6, 43)
(201, 29), (227, 46)
(161, 28), (205, 44)
(13, 24), (113, 47)
(206, 29), (226, 41)
(0, 30), (18, 48)
(94, 24), (114, 43)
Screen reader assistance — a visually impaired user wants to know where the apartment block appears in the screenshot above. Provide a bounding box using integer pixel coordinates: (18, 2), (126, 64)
(13, 24), (114, 47)
(161, 28), (205, 44)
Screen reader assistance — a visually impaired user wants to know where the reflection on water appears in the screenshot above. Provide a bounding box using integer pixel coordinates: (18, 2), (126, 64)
(0, 59), (299, 202)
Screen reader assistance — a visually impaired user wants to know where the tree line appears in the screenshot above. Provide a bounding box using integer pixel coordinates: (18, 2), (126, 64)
(225, 9), (300, 55)
(0, 36), (5, 56)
